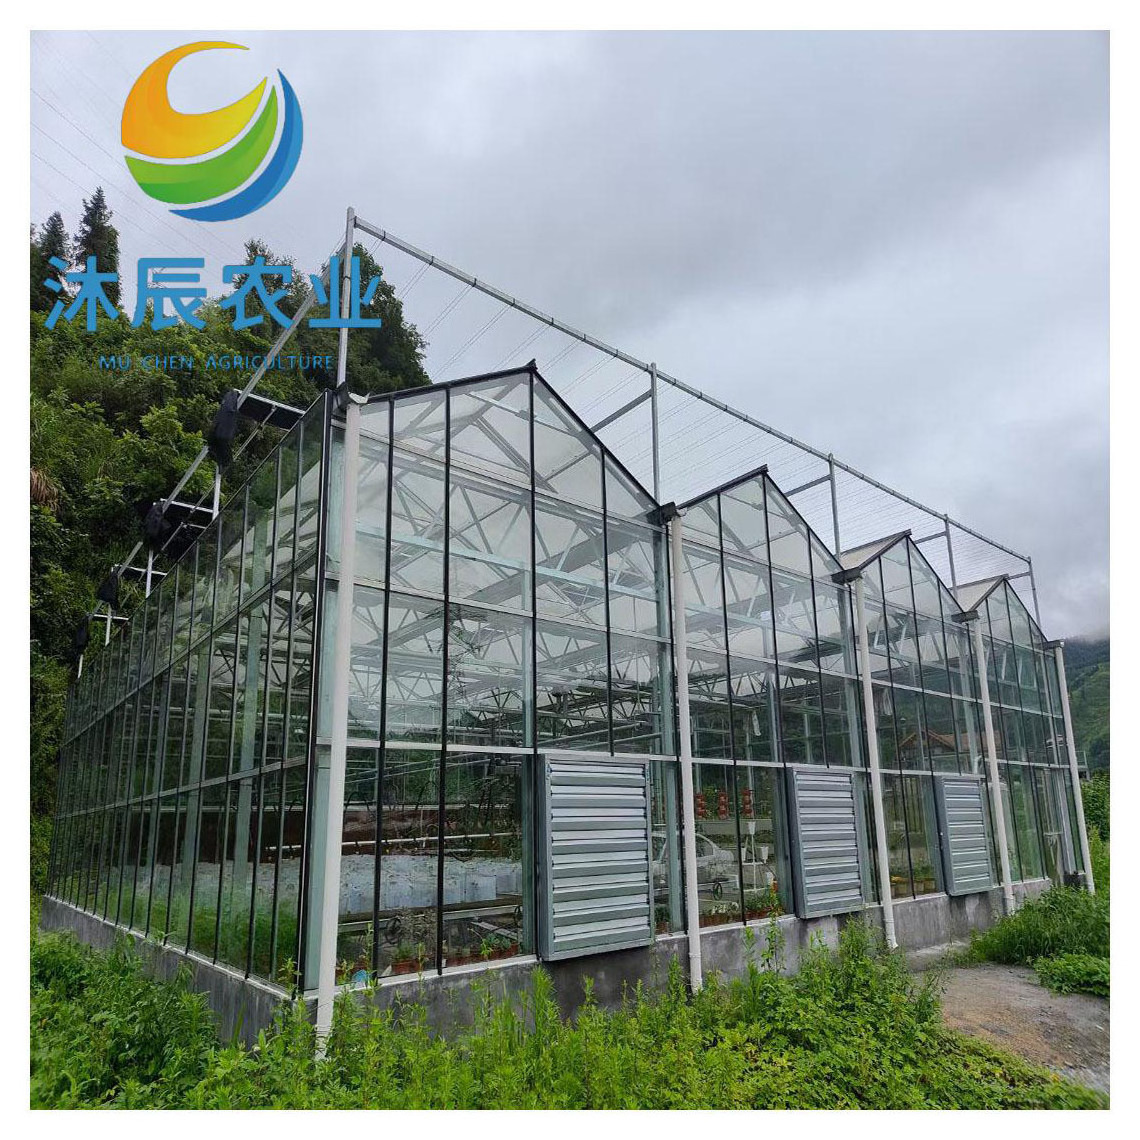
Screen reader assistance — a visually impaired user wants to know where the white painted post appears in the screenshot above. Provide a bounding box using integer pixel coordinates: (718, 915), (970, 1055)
(314, 398), (361, 1046)
(1053, 643), (1095, 894)
(970, 617), (1016, 914)
(315, 206), (362, 1048)
(667, 511), (703, 990)
(852, 575), (897, 949)
(649, 363), (661, 502)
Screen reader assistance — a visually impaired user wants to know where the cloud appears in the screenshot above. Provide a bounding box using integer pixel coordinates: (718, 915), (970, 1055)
(30, 30), (1108, 634)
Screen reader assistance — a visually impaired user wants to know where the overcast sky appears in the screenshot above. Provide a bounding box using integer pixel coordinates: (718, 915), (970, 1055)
(30, 30), (1108, 637)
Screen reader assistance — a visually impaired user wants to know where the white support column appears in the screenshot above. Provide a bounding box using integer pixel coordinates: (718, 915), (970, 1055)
(851, 575), (896, 949)
(212, 465), (222, 519)
(1053, 643), (1095, 893)
(314, 397), (362, 1045)
(667, 510), (702, 990)
(970, 617), (1016, 914)
(649, 363), (661, 501)
(335, 207), (355, 395)
(828, 453), (841, 554)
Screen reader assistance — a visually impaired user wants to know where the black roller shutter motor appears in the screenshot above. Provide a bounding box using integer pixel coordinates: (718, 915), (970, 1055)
(95, 568), (120, 607)
(144, 502), (171, 549)
(71, 617), (90, 660)
(208, 388), (241, 466)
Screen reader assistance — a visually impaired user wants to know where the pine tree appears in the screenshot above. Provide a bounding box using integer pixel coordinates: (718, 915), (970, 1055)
(30, 212), (71, 313)
(73, 187), (120, 307)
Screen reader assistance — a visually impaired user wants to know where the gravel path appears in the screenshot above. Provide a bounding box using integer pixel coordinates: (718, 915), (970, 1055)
(935, 962), (1110, 1096)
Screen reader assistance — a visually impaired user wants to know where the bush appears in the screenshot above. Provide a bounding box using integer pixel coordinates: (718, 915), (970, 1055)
(1088, 826), (1110, 895)
(1034, 954), (1109, 998)
(1082, 772), (1109, 841)
(30, 933), (219, 1108)
(962, 886), (1109, 966)
(30, 922), (1106, 1109)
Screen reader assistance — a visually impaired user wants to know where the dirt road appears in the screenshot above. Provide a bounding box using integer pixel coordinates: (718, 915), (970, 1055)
(935, 962), (1110, 1096)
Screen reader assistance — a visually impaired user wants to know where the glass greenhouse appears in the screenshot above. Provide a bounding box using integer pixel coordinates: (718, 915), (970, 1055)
(47, 364), (1091, 1011)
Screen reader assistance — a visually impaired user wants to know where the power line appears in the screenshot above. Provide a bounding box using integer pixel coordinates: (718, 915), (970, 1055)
(422, 282), (473, 339)
(30, 120), (222, 262)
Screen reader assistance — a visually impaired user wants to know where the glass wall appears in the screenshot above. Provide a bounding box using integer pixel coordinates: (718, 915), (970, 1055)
(973, 579), (1079, 885)
(679, 471), (864, 924)
(860, 537), (988, 899)
(50, 367), (1081, 993)
(316, 369), (677, 981)
(50, 396), (326, 985)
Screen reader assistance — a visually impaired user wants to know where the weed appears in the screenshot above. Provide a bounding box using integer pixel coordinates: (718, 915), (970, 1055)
(1033, 954), (1109, 998)
(30, 920), (1106, 1109)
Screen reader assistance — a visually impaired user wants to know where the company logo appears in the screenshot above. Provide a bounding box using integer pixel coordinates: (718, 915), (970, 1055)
(121, 41), (303, 222)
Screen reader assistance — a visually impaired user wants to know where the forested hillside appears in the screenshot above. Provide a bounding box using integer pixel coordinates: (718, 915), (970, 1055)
(30, 189), (430, 888)
(1063, 638), (1109, 771)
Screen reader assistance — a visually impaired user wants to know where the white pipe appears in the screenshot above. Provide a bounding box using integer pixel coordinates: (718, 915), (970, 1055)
(314, 399), (362, 1048)
(852, 576), (897, 950)
(970, 617), (1016, 914)
(668, 513), (703, 990)
(1053, 643), (1095, 893)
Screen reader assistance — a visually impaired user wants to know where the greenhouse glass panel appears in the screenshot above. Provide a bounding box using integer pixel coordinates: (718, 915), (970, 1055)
(691, 761), (742, 924)
(534, 498), (607, 626)
(440, 752), (529, 968)
(446, 604), (531, 748)
(448, 473), (532, 611)
(532, 383), (603, 509)
(777, 666), (825, 765)
(447, 375), (531, 486)
(535, 619), (609, 751)
(729, 658), (778, 763)
(376, 748), (440, 976)
(718, 480), (767, 560)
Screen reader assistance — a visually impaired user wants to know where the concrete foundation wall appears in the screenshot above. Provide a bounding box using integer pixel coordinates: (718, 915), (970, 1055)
(40, 878), (1053, 1041)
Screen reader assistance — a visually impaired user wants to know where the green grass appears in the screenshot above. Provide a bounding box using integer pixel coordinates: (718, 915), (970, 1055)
(961, 886), (1108, 966)
(31, 920), (1105, 1109)
(1033, 954), (1109, 998)
(961, 834), (1109, 1001)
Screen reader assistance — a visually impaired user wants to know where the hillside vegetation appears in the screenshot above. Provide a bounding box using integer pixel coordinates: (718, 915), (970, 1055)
(1064, 638), (1109, 771)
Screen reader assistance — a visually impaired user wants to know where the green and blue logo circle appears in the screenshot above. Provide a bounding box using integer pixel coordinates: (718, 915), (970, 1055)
(121, 41), (303, 222)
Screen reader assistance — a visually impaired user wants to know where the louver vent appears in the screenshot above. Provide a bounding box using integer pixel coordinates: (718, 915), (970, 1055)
(788, 769), (866, 918)
(537, 758), (652, 960)
(935, 775), (996, 896)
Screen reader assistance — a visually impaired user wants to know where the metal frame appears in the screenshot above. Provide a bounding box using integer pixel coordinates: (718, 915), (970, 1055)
(350, 213), (1040, 623)
(50, 206), (1083, 1011)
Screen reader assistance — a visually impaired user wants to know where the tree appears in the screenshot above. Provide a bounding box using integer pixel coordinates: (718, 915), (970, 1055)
(30, 212), (71, 313)
(73, 187), (120, 306)
(29, 188), (431, 890)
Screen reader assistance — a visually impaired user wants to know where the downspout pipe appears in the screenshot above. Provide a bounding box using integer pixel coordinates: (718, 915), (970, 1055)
(663, 506), (703, 990)
(1051, 642), (1095, 894)
(968, 615), (1016, 914)
(314, 396), (364, 1049)
(849, 574), (897, 950)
